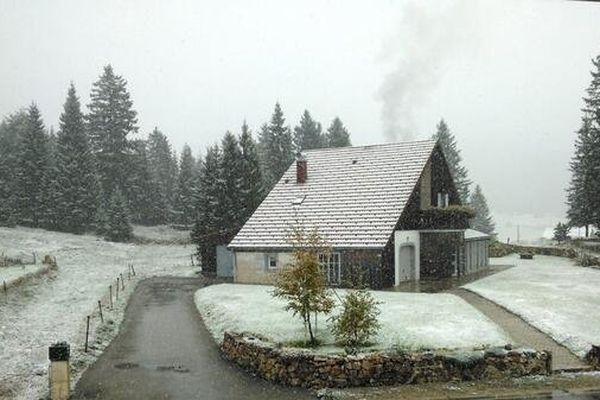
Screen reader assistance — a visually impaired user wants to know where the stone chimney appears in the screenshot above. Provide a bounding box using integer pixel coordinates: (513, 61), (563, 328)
(296, 154), (307, 184)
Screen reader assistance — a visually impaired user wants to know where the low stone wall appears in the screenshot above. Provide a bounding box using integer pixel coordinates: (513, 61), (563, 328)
(221, 332), (551, 389)
(490, 242), (579, 259)
(489, 242), (600, 264)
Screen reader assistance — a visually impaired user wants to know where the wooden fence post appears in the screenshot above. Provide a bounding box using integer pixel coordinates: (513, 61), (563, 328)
(84, 316), (90, 353)
(97, 300), (103, 323)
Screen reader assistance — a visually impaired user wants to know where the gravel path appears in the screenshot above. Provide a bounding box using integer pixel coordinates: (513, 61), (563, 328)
(450, 288), (589, 372)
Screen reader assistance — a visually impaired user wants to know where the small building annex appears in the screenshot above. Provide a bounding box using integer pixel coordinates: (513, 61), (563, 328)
(228, 140), (490, 289)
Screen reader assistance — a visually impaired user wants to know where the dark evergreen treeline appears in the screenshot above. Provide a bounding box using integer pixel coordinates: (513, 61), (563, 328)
(566, 55), (600, 237)
(0, 65), (353, 259)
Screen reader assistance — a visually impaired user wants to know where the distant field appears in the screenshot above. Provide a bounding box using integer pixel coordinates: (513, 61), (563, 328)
(0, 226), (197, 399)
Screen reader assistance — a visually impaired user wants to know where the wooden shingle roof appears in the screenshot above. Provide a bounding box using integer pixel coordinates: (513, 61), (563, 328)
(229, 140), (437, 250)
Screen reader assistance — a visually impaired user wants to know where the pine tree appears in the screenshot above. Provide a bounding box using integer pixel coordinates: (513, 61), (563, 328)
(294, 110), (323, 151)
(566, 55), (600, 233)
(127, 139), (164, 225)
(0, 110), (27, 226)
(566, 119), (596, 235)
(325, 117), (351, 148)
(432, 119), (471, 204)
(173, 144), (196, 226)
(553, 222), (570, 244)
(192, 144), (222, 272)
(104, 189), (133, 242)
(220, 132), (243, 233)
(86, 65), (138, 201)
(56, 83), (98, 233)
(147, 127), (177, 223)
(16, 103), (50, 227)
(258, 103), (294, 189)
(239, 122), (264, 223)
(469, 184), (496, 235)
(40, 130), (61, 229)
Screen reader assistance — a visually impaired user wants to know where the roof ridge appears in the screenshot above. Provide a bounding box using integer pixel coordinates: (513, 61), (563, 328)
(301, 139), (436, 153)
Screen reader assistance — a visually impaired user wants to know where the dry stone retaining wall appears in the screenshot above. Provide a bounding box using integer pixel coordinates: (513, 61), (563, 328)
(221, 332), (551, 389)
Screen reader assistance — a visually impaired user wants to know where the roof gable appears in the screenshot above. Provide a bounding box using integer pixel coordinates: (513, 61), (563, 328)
(229, 140), (437, 249)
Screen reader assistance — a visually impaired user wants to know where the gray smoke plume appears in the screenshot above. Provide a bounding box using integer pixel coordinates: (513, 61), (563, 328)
(377, 1), (482, 142)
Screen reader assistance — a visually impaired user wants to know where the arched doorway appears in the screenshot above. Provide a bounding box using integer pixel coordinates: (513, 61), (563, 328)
(397, 244), (416, 282)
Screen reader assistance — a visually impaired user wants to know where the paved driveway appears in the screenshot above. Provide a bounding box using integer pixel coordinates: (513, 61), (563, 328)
(73, 277), (312, 400)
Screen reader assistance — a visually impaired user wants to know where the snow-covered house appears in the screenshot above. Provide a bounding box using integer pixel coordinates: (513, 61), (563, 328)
(228, 140), (490, 288)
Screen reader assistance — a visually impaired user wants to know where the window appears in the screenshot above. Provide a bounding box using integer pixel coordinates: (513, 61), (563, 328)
(318, 253), (341, 285)
(266, 254), (278, 270)
(437, 191), (449, 208)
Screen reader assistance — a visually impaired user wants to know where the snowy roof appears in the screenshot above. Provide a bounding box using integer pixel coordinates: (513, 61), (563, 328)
(229, 140), (437, 249)
(464, 229), (491, 240)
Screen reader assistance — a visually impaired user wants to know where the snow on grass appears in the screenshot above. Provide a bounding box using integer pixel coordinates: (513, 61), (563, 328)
(132, 224), (191, 244)
(0, 226), (197, 400)
(465, 254), (600, 358)
(195, 283), (510, 353)
(0, 263), (54, 289)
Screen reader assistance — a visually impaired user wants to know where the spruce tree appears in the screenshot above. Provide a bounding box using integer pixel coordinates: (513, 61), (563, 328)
(192, 145), (222, 273)
(432, 119), (471, 204)
(56, 83), (98, 233)
(16, 103), (50, 227)
(173, 144), (196, 226)
(566, 119), (596, 235)
(104, 189), (133, 242)
(41, 130), (61, 229)
(239, 122), (264, 223)
(566, 55), (600, 233)
(469, 184), (496, 235)
(220, 132), (243, 232)
(0, 110), (27, 226)
(258, 103), (294, 189)
(293, 110), (323, 151)
(147, 127), (177, 223)
(86, 65), (138, 200)
(127, 139), (164, 225)
(325, 117), (351, 148)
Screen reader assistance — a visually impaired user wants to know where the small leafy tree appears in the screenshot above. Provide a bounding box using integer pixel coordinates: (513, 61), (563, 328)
(330, 289), (381, 352)
(272, 227), (334, 345)
(553, 222), (570, 244)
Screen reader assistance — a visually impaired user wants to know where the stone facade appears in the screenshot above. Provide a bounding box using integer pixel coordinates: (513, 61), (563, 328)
(221, 332), (552, 389)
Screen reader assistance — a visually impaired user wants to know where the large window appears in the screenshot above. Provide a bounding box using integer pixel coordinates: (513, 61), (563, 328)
(318, 253), (341, 285)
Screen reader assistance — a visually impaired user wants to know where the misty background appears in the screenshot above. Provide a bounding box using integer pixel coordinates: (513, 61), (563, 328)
(1, 0), (600, 241)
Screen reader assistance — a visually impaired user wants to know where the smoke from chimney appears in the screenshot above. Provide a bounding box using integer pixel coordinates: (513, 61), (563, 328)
(377, 1), (481, 142)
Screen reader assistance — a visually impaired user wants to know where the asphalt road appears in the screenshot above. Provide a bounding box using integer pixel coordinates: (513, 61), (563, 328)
(72, 277), (312, 400)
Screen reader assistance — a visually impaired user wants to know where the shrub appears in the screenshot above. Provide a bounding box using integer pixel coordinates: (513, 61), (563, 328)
(577, 252), (599, 267)
(272, 227), (334, 345)
(330, 289), (381, 352)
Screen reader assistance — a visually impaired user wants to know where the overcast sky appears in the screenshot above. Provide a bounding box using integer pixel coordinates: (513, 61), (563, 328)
(1, 0), (600, 237)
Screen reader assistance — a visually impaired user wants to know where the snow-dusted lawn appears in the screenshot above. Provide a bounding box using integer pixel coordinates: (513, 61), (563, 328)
(0, 227), (197, 399)
(195, 283), (509, 353)
(0, 263), (54, 288)
(465, 254), (600, 358)
(132, 224), (191, 243)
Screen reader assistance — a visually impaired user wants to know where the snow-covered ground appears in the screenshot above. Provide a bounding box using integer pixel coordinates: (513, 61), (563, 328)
(195, 283), (510, 354)
(0, 263), (54, 289)
(465, 254), (600, 358)
(132, 224), (191, 244)
(0, 227), (197, 400)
